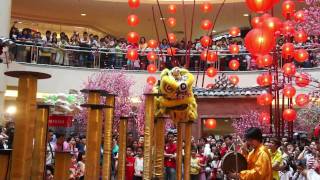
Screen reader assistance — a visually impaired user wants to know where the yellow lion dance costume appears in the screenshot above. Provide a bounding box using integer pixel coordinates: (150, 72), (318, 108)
(154, 67), (197, 123)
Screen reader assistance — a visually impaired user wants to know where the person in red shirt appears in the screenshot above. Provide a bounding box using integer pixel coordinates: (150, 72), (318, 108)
(125, 146), (135, 180)
(164, 132), (177, 180)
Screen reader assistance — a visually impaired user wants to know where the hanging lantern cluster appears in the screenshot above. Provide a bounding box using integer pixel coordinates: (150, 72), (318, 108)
(126, 0), (140, 63)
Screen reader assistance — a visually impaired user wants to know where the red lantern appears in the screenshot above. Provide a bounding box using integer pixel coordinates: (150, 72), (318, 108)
(205, 118), (217, 129)
(294, 10), (305, 22)
(167, 17), (176, 27)
(259, 112), (270, 124)
(283, 85), (296, 98)
(295, 94), (310, 107)
(200, 51), (208, 61)
(251, 17), (263, 28)
(147, 51), (157, 62)
(229, 59), (240, 71)
(201, 2), (213, 13)
(282, 63), (296, 77)
(206, 67), (218, 78)
(147, 64), (157, 73)
(207, 51), (218, 62)
(201, 19), (213, 30)
(229, 27), (240, 37)
(257, 93), (273, 106)
(295, 74), (310, 87)
(147, 76), (157, 85)
(294, 30), (308, 43)
(281, 21), (295, 35)
(148, 39), (158, 49)
(259, 73), (273, 86)
(128, 0), (140, 9)
(283, 109), (297, 122)
(167, 48), (176, 56)
(281, 43), (295, 58)
(127, 31), (140, 44)
(200, 36), (212, 47)
(294, 49), (309, 63)
(206, 83), (215, 89)
(229, 44), (240, 55)
(229, 75), (240, 85)
(282, 0), (295, 18)
(245, 0), (274, 13)
(258, 54), (273, 67)
(168, 33), (176, 43)
(127, 49), (138, 61)
(127, 14), (139, 26)
(257, 75), (264, 86)
(168, 4), (177, 14)
(262, 17), (282, 33)
(245, 28), (275, 56)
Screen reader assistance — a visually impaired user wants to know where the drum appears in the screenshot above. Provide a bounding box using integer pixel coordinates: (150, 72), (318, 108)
(221, 152), (247, 173)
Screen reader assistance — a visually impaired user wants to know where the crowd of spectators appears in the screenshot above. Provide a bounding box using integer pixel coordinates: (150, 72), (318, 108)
(8, 25), (320, 71)
(1, 122), (320, 180)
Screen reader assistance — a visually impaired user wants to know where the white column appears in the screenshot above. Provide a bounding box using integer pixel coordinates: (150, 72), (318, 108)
(0, 0), (12, 37)
(0, 64), (6, 124)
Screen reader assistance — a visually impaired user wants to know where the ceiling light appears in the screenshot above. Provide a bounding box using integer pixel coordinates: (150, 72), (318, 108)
(243, 13), (249, 17)
(212, 30), (216, 33)
(17, 21), (22, 24)
(81, 13), (87, 16)
(6, 106), (16, 115)
(160, 17), (166, 20)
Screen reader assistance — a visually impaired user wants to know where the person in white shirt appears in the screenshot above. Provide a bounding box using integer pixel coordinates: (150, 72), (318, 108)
(134, 147), (144, 180)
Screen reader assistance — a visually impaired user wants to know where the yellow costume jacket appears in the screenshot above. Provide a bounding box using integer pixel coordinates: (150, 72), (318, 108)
(240, 144), (273, 180)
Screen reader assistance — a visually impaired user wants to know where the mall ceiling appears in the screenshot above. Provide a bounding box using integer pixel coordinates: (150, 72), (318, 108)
(11, 0), (305, 39)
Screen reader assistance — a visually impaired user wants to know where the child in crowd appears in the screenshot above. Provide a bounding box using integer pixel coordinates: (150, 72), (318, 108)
(190, 148), (201, 180)
(134, 147), (144, 180)
(126, 146), (135, 180)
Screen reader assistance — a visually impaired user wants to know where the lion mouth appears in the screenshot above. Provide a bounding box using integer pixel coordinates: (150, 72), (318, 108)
(167, 104), (188, 110)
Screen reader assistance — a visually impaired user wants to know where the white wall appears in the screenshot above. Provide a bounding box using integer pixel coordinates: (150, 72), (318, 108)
(1, 62), (320, 97)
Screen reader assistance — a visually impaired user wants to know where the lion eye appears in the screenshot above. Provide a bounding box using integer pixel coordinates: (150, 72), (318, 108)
(165, 85), (174, 93)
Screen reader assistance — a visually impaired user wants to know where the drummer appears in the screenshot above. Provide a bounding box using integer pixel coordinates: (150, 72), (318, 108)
(228, 127), (273, 180)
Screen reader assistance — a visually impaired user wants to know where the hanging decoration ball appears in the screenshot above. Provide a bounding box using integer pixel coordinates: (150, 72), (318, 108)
(257, 92), (273, 106)
(207, 51), (218, 62)
(259, 112), (270, 124)
(256, 75), (264, 86)
(128, 0), (140, 9)
(167, 17), (177, 28)
(260, 73), (273, 86)
(251, 16), (263, 28)
(295, 73), (310, 87)
(294, 10), (305, 22)
(167, 47), (177, 56)
(281, 21), (295, 35)
(229, 59), (240, 71)
(206, 67), (218, 78)
(294, 49), (309, 63)
(262, 17), (282, 33)
(127, 49), (138, 61)
(200, 36), (212, 47)
(282, 63), (296, 77)
(228, 75), (240, 85)
(147, 51), (158, 62)
(201, 19), (213, 31)
(200, 51), (209, 61)
(127, 14), (139, 26)
(168, 33), (177, 43)
(260, 54), (273, 67)
(295, 94), (310, 107)
(205, 118), (217, 129)
(283, 85), (296, 98)
(148, 39), (158, 49)
(245, 0), (274, 13)
(229, 27), (241, 37)
(245, 28), (275, 56)
(283, 109), (297, 122)
(282, 0), (295, 18)
(147, 64), (157, 73)
(281, 43), (295, 58)
(168, 4), (177, 14)
(201, 2), (213, 13)
(147, 76), (157, 85)
(229, 44), (240, 54)
(294, 30), (308, 43)
(127, 31), (140, 44)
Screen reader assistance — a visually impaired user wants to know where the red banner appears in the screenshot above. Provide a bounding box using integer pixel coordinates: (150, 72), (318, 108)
(48, 115), (73, 127)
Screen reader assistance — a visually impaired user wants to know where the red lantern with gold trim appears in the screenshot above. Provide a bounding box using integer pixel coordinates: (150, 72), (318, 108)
(148, 39), (158, 49)
(168, 33), (176, 43)
(295, 74), (310, 87)
(245, 0), (274, 13)
(206, 67), (218, 78)
(294, 10), (305, 22)
(167, 17), (176, 27)
(281, 43), (295, 58)
(147, 64), (157, 73)
(229, 44), (240, 55)
(229, 27), (240, 37)
(283, 85), (296, 98)
(201, 36), (212, 47)
(127, 14), (139, 26)
(251, 17), (263, 28)
(282, 0), (295, 18)
(295, 94), (310, 107)
(257, 93), (273, 106)
(201, 2), (213, 13)
(128, 0), (140, 9)
(205, 118), (217, 129)
(294, 49), (309, 63)
(127, 31), (140, 44)
(201, 19), (213, 30)
(283, 109), (297, 122)
(245, 28), (275, 56)
(229, 75), (240, 85)
(168, 4), (177, 14)
(282, 63), (296, 77)
(147, 51), (157, 62)
(147, 76), (157, 85)
(127, 49), (138, 61)
(229, 59), (240, 71)
(294, 30), (308, 43)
